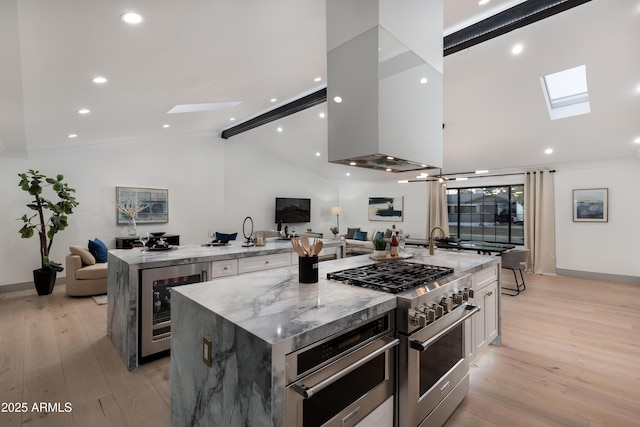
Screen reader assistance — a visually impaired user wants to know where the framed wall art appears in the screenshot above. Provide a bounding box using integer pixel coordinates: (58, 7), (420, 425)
(572, 188), (607, 222)
(368, 196), (404, 222)
(116, 187), (169, 224)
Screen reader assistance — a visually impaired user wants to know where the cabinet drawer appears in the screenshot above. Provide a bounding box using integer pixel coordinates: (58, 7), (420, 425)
(472, 264), (498, 290)
(238, 253), (291, 274)
(210, 259), (238, 279)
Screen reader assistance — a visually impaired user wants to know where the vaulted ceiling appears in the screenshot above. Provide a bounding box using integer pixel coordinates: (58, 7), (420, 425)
(1, 0), (638, 182)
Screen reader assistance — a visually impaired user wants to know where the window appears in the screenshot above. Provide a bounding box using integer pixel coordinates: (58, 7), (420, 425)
(447, 185), (524, 245)
(540, 64), (590, 120)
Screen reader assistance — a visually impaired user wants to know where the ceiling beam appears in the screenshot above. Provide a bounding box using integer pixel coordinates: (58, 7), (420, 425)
(444, 0), (592, 56)
(222, 0), (591, 139)
(220, 88), (327, 139)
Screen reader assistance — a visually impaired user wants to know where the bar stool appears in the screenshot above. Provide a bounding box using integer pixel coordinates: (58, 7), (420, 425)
(500, 248), (529, 296)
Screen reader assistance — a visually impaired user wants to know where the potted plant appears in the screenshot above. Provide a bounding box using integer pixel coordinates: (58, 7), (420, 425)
(18, 170), (79, 295)
(329, 226), (339, 239)
(372, 236), (387, 258)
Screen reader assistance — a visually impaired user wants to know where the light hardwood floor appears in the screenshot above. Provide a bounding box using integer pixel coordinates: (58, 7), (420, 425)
(1, 272), (638, 426)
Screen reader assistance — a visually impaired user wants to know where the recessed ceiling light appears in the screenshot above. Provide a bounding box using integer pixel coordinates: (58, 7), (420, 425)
(319, 112), (326, 119)
(456, 177), (468, 181)
(398, 180), (409, 184)
(420, 77), (428, 84)
(121, 12), (143, 24)
(346, 172), (351, 176)
(385, 168), (392, 172)
(545, 148), (553, 154)
(511, 44), (523, 55)
(68, 134), (77, 138)
(276, 127), (283, 132)
(92, 76), (107, 84)
(78, 108), (90, 115)
(163, 124), (170, 128)
(270, 98), (277, 103)
(230, 117), (236, 121)
(333, 96), (343, 103)
(475, 170), (489, 174)
(634, 137), (640, 144)
(479, 0), (490, 5)
(314, 77), (322, 82)
(315, 152), (321, 157)
(349, 161), (357, 166)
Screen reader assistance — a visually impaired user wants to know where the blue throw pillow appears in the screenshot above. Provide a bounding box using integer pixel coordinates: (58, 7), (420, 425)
(374, 231), (384, 240)
(353, 230), (368, 241)
(215, 232), (237, 242)
(88, 238), (108, 263)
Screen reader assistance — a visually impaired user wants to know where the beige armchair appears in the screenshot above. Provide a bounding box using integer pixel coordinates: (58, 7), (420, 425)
(65, 246), (107, 296)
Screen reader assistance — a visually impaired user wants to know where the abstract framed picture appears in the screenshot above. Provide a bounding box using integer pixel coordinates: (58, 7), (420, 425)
(116, 187), (168, 224)
(573, 188), (607, 222)
(368, 196), (404, 222)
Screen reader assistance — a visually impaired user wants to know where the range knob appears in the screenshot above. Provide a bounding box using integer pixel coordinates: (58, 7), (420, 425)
(453, 293), (463, 305)
(434, 304), (444, 318)
(425, 307), (436, 323)
(409, 309), (427, 327)
(440, 297), (453, 313)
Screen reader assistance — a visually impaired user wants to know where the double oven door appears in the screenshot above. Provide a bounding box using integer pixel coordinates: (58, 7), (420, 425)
(139, 263), (209, 360)
(398, 303), (480, 427)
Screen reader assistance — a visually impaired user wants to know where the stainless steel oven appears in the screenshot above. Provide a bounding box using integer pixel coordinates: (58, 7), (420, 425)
(285, 311), (398, 427)
(398, 303), (479, 427)
(139, 263), (209, 360)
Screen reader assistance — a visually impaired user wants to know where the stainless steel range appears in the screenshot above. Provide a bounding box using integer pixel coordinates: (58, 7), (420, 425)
(327, 261), (479, 427)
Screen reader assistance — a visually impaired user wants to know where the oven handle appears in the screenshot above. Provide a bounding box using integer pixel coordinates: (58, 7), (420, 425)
(291, 337), (399, 399)
(409, 304), (480, 352)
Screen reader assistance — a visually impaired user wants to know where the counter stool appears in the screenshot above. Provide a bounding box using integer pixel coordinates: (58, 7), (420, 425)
(500, 248), (529, 296)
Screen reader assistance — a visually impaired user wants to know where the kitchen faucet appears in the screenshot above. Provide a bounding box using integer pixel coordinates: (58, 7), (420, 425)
(429, 226), (446, 255)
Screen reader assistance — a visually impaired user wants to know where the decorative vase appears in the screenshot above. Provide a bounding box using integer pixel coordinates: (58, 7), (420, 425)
(127, 217), (137, 236)
(33, 268), (56, 296)
(372, 249), (387, 258)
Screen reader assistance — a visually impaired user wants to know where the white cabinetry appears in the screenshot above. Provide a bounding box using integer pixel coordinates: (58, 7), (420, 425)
(238, 253), (292, 274)
(471, 263), (499, 359)
(210, 259), (238, 279)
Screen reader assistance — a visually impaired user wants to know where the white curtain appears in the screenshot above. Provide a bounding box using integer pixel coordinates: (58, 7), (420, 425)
(524, 170), (556, 274)
(427, 181), (450, 238)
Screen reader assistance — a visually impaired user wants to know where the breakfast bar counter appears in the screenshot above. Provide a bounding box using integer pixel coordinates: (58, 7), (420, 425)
(106, 238), (344, 371)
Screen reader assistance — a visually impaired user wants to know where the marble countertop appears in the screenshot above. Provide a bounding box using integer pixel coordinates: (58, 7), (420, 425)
(173, 248), (498, 353)
(108, 238), (342, 268)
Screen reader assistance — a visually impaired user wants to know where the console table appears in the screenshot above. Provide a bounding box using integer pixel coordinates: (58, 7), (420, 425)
(115, 234), (180, 249)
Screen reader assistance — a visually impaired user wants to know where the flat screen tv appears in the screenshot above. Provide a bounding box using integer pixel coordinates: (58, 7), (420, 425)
(275, 197), (311, 224)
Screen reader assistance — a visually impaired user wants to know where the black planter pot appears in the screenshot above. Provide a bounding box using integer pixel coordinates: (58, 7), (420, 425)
(33, 268), (56, 296)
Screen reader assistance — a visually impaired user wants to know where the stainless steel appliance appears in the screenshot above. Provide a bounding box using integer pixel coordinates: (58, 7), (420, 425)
(139, 263), (209, 360)
(327, 261), (478, 427)
(285, 311), (398, 427)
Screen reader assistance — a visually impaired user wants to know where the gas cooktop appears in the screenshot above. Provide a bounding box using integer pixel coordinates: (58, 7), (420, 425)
(326, 261), (454, 294)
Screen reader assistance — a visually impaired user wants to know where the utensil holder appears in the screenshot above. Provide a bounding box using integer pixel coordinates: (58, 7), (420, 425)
(298, 256), (318, 283)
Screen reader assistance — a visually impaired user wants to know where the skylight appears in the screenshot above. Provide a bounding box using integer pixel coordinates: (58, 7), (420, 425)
(540, 65), (590, 120)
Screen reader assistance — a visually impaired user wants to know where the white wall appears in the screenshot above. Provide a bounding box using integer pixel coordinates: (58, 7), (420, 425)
(554, 161), (640, 279)
(222, 133), (339, 236)
(1, 133), (637, 289)
(0, 135), (225, 287)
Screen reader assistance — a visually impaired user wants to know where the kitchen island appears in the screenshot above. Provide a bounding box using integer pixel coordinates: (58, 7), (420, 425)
(106, 238), (344, 370)
(170, 249), (500, 427)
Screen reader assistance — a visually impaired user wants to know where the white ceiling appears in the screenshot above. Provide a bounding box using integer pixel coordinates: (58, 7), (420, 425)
(2, 0), (639, 182)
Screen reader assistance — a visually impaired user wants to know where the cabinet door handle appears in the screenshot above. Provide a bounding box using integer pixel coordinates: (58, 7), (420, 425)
(223, 266), (228, 271)
(265, 260), (269, 264)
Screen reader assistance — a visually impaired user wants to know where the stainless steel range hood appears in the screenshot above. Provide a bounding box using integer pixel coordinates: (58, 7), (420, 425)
(327, 0), (443, 173)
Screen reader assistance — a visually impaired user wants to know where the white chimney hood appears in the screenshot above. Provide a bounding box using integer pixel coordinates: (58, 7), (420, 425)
(327, 0), (443, 172)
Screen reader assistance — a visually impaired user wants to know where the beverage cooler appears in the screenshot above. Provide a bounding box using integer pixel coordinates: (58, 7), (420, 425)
(139, 263), (209, 361)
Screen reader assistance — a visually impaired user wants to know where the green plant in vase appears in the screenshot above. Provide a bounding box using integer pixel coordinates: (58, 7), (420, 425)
(372, 236), (387, 257)
(17, 170), (79, 295)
